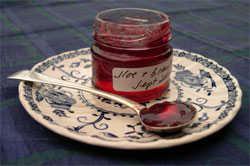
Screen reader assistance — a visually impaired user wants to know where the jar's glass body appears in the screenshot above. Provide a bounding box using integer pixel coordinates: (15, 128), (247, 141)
(91, 8), (173, 102)
(92, 43), (172, 102)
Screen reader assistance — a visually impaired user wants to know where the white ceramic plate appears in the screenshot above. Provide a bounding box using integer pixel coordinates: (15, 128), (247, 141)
(19, 48), (242, 149)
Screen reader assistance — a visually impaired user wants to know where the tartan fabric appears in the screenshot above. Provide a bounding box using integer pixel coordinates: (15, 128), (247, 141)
(0, 0), (249, 165)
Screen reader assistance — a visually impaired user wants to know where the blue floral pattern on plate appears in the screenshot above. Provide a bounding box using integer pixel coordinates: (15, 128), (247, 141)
(19, 48), (242, 149)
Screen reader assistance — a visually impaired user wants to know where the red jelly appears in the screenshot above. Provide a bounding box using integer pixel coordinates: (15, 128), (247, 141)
(140, 101), (196, 128)
(91, 8), (173, 102)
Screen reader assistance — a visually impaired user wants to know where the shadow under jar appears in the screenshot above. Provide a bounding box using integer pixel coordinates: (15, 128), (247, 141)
(91, 8), (173, 103)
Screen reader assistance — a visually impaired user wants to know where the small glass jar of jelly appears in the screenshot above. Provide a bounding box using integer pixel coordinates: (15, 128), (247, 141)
(91, 8), (173, 102)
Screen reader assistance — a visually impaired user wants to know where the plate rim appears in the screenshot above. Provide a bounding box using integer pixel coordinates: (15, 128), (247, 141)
(18, 48), (242, 149)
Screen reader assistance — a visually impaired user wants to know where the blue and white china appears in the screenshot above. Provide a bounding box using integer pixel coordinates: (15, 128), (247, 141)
(19, 48), (242, 149)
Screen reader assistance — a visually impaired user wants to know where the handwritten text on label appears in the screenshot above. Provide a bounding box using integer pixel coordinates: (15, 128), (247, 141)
(112, 58), (172, 92)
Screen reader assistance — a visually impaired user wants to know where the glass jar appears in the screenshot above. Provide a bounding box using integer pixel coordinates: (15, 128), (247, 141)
(91, 8), (173, 102)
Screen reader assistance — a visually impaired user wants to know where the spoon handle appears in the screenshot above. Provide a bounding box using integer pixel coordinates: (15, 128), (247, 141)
(8, 70), (145, 114)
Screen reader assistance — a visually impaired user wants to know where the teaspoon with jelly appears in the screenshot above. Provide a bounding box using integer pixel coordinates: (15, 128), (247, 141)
(8, 70), (196, 132)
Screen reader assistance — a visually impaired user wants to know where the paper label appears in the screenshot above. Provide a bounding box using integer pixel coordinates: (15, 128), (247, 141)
(112, 59), (172, 92)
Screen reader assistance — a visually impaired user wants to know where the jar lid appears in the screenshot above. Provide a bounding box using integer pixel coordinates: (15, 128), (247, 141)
(93, 8), (171, 49)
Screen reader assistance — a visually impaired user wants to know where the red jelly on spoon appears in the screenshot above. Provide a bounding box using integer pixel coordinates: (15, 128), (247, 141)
(140, 101), (196, 132)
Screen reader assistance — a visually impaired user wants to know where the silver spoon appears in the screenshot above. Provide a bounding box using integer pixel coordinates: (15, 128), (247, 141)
(8, 70), (196, 132)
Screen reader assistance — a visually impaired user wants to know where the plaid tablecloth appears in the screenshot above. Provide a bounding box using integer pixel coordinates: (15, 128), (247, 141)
(1, 0), (249, 165)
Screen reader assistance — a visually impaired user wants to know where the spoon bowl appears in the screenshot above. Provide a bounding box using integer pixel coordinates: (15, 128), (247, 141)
(140, 101), (196, 132)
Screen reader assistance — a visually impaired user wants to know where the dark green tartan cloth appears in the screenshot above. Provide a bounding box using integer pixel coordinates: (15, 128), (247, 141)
(1, 0), (249, 165)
